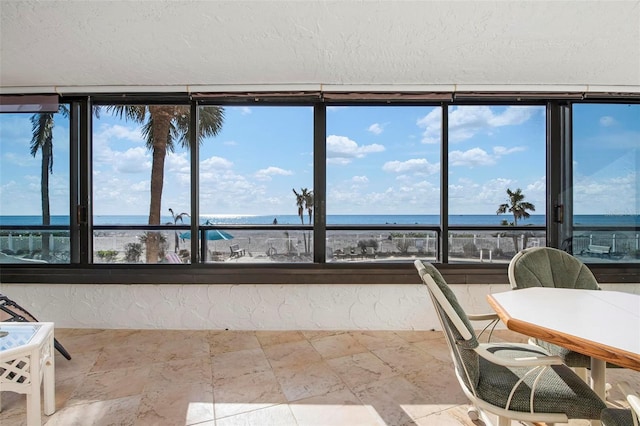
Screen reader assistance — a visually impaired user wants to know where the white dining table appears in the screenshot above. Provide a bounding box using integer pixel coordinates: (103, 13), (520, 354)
(487, 287), (640, 400)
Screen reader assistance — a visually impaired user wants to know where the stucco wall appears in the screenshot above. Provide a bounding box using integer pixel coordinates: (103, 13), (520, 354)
(1, 283), (637, 330)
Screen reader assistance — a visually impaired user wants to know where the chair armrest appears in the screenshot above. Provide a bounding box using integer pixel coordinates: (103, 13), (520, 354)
(618, 381), (640, 418)
(477, 344), (564, 367)
(468, 313), (499, 321)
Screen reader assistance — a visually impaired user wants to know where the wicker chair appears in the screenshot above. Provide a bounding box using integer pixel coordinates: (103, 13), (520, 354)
(601, 381), (640, 426)
(414, 260), (605, 426)
(508, 246), (620, 384)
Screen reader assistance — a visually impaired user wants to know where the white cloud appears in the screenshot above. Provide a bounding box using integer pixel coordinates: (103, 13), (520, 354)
(416, 109), (441, 144)
(113, 147), (150, 173)
(200, 156), (234, 171)
(255, 166), (293, 181)
(326, 135), (385, 165)
(599, 116), (617, 127)
(493, 145), (526, 156)
(449, 145), (526, 168)
(382, 158), (439, 175)
(240, 107), (252, 115)
(449, 148), (495, 166)
(417, 106), (539, 144)
(100, 124), (143, 141)
(368, 123), (384, 135)
(352, 175), (369, 183)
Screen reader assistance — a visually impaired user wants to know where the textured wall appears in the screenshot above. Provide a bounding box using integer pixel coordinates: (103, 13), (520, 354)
(1, 1), (639, 90)
(1, 283), (636, 330)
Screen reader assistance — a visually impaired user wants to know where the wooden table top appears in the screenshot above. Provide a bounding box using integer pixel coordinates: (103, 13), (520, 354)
(487, 288), (640, 371)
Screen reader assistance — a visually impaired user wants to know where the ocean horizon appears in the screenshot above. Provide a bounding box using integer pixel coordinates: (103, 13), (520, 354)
(1, 214), (638, 227)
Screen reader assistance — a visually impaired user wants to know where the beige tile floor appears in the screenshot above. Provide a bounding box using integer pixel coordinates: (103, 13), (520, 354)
(1, 328), (638, 426)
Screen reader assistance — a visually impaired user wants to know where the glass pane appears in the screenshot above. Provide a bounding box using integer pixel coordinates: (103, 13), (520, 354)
(572, 103), (639, 263)
(92, 104), (193, 263)
(446, 105), (546, 262)
(0, 107), (71, 263)
(327, 230), (438, 263)
(326, 106), (441, 224)
(198, 105), (314, 263)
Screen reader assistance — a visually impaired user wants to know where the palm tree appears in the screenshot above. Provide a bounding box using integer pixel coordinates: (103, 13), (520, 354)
(497, 188), (536, 252)
(292, 188), (313, 253)
(293, 188), (305, 225)
(303, 189), (314, 225)
(167, 208), (189, 253)
(30, 106), (69, 260)
(107, 105), (224, 263)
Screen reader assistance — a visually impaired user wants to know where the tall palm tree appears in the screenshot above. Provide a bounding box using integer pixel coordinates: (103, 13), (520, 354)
(30, 106), (69, 260)
(496, 188), (536, 226)
(108, 105), (224, 263)
(497, 188), (536, 252)
(293, 188), (305, 224)
(292, 188), (313, 253)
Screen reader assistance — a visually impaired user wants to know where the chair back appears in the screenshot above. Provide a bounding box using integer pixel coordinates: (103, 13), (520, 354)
(508, 247), (600, 290)
(414, 260), (480, 392)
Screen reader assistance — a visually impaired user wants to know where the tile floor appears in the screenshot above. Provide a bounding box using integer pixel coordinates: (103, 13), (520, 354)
(1, 328), (638, 426)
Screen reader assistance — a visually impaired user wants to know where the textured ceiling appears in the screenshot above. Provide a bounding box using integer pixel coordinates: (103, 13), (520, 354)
(1, 0), (639, 93)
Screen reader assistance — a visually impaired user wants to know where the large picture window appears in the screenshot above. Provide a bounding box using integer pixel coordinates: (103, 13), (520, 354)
(0, 106), (71, 263)
(197, 105), (314, 263)
(1, 96), (637, 273)
(446, 105), (546, 264)
(571, 103), (640, 262)
(92, 104), (193, 264)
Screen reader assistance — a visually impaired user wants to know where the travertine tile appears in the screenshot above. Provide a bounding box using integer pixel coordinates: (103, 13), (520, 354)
(146, 355), (212, 389)
(372, 343), (438, 375)
(309, 332), (368, 359)
(326, 352), (397, 390)
(349, 330), (408, 350)
(208, 330), (262, 355)
(263, 339), (322, 369)
(255, 330), (305, 347)
(3, 328), (630, 426)
(67, 365), (150, 406)
(289, 387), (386, 426)
(46, 395), (142, 426)
(213, 369), (287, 418)
(215, 403), (297, 426)
(211, 347), (271, 381)
(136, 382), (214, 426)
(273, 361), (346, 402)
(355, 375), (447, 425)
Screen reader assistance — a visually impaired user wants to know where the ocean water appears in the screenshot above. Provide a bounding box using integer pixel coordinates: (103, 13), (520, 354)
(1, 214), (638, 227)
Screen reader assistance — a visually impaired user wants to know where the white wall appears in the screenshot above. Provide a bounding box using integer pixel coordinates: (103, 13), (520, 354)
(1, 282), (637, 330)
(1, 1), (639, 92)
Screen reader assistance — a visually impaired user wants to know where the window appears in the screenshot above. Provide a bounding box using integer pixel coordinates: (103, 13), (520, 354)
(325, 105), (440, 262)
(571, 103), (639, 263)
(1, 95), (637, 279)
(197, 105), (314, 263)
(0, 105), (71, 263)
(92, 103), (193, 264)
(446, 105), (546, 263)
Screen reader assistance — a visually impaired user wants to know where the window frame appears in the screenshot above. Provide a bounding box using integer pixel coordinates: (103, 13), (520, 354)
(1, 94), (638, 284)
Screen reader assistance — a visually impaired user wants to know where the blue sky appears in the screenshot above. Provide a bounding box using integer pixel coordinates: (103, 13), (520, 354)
(1, 103), (638, 219)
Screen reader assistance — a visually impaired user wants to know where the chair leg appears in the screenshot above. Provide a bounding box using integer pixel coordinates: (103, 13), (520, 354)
(575, 367), (589, 383)
(467, 406), (479, 421)
(497, 416), (510, 426)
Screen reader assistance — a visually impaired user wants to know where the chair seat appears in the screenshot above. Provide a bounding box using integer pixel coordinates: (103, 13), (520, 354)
(476, 344), (606, 420)
(600, 407), (635, 426)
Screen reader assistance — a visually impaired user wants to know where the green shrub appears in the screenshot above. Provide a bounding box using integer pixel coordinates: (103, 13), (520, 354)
(97, 249), (118, 262)
(124, 243), (143, 262)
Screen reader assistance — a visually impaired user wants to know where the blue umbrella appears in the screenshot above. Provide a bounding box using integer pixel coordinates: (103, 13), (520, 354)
(179, 229), (234, 241)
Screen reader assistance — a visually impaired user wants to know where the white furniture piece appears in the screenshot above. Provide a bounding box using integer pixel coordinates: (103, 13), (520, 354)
(487, 288), (640, 400)
(0, 322), (56, 426)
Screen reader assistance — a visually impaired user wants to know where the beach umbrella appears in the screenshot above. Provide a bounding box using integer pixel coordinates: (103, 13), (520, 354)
(179, 229), (234, 241)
